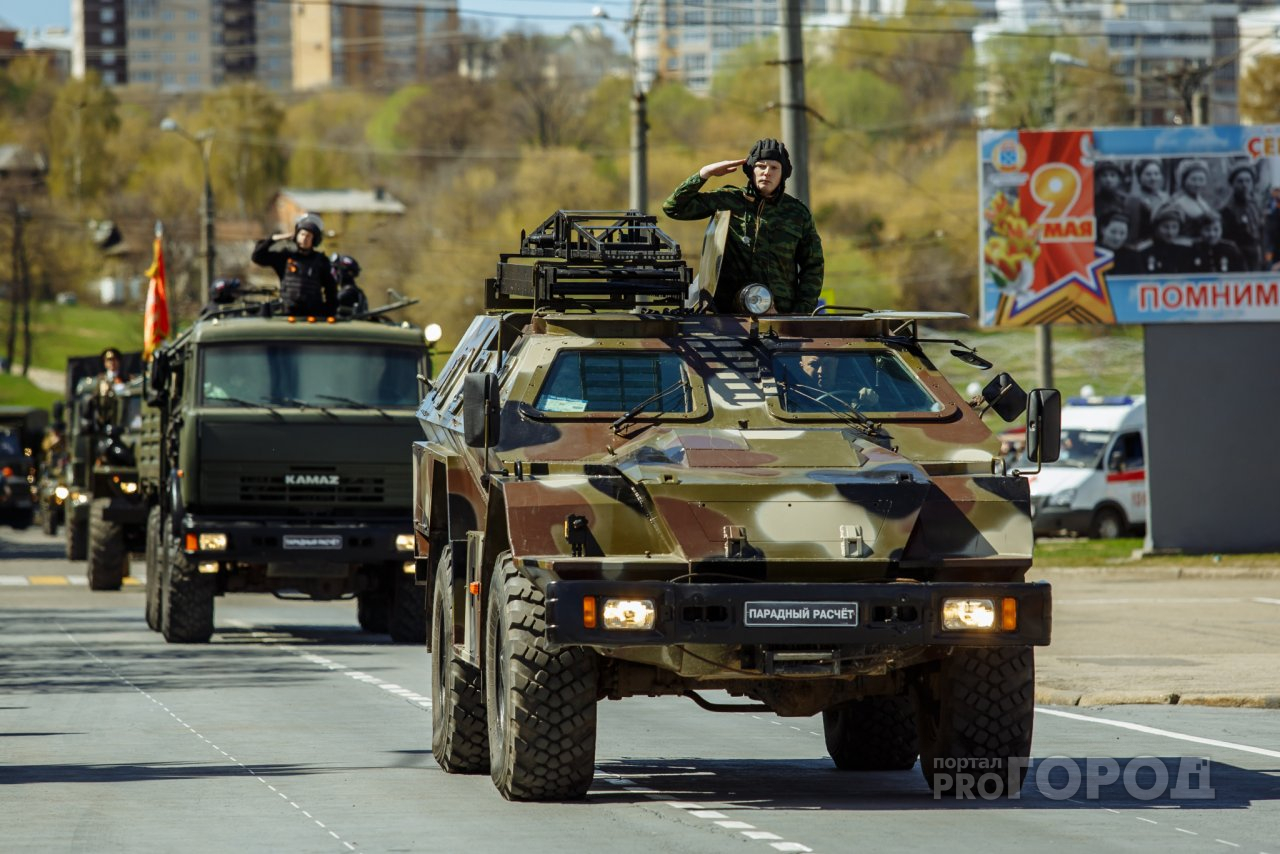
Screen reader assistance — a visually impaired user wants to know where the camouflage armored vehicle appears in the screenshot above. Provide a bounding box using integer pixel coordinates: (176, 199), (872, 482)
(0, 406), (46, 530)
(137, 283), (433, 644)
(59, 354), (148, 587)
(414, 212), (1060, 801)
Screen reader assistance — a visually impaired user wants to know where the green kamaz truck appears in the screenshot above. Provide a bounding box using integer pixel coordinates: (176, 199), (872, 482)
(414, 212), (1060, 801)
(138, 287), (433, 644)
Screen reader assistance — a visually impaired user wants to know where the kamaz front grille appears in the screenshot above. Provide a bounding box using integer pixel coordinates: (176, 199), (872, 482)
(237, 475), (386, 504)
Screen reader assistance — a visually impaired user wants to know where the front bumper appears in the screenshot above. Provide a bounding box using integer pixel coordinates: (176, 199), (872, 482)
(1032, 504), (1092, 536)
(546, 580), (1051, 648)
(177, 515), (412, 564)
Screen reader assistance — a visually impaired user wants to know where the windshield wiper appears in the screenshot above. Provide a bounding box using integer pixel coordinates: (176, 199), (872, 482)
(610, 378), (691, 433)
(778, 382), (884, 437)
(268, 396), (337, 418)
(209, 395), (283, 418)
(317, 394), (392, 419)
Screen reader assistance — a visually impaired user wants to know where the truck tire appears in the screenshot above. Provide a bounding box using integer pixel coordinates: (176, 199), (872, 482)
(914, 646), (1035, 798)
(431, 546), (489, 773)
(40, 503), (58, 536)
(66, 513), (87, 561)
(389, 564), (427, 643)
(823, 694), (919, 771)
(356, 589), (390, 634)
(161, 537), (215, 643)
(1089, 506), (1126, 540)
(10, 508), (34, 530)
(485, 555), (598, 801)
(87, 498), (126, 590)
(144, 507), (163, 631)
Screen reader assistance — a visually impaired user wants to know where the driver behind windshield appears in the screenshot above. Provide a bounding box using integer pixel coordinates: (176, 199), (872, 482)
(795, 354), (880, 410)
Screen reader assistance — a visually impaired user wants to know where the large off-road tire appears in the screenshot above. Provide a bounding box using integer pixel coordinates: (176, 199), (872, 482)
(9, 508), (34, 531)
(87, 498), (126, 590)
(66, 513), (87, 561)
(431, 546), (488, 773)
(1089, 506), (1126, 540)
(823, 693), (919, 771)
(144, 506), (164, 631)
(356, 589), (390, 634)
(40, 503), (58, 536)
(485, 555), (598, 801)
(161, 536), (215, 643)
(914, 646), (1035, 798)
(388, 564), (427, 644)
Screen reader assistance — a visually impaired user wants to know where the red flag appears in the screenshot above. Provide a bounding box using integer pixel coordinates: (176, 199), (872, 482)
(143, 224), (170, 361)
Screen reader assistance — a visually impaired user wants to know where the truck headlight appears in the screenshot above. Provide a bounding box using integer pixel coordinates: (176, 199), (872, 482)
(54, 486), (69, 501)
(198, 533), (228, 551)
(941, 598), (996, 630)
(118, 481), (139, 495)
(1045, 488), (1076, 508)
(736, 284), (774, 316)
(602, 598), (656, 631)
(395, 533), (415, 551)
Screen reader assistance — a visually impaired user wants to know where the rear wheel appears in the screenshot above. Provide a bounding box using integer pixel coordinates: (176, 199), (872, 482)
(40, 502), (58, 535)
(485, 554), (598, 801)
(823, 693), (919, 771)
(144, 506), (163, 631)
(1090, 506), (1126, 540)
(388, 564), (427, 644)
(356, 589), (390, 634)
(87, 498), (126, 590)
(914, 646), (1035, 798)
(431, 546), (488, 773)
(161, 536), (215, 643)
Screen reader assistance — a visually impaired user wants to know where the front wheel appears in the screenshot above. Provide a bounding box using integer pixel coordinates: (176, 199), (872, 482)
(1090, 506), (1126, 540)
(144, 506), (164, 631)
(161, 537), (215, 643)
(431, 546), (488, 773)
(87, 498), (126, 590)
(66, 512), (87, 561)
(914, 646), (1035, 798)
(485, 554), (598, 801)
(388, 564), (427, 644)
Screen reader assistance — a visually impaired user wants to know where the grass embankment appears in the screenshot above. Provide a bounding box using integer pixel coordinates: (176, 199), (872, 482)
(1034, 537), (1280, 568)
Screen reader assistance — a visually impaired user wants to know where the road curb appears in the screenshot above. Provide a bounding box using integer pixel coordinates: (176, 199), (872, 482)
(1036, 688), (1280, 708)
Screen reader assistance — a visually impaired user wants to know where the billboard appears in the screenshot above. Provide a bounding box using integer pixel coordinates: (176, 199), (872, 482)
(979, 126), (1280, 326)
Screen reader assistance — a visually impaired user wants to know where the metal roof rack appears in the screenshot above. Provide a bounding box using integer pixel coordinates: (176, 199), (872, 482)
(486, 210), (692, 311)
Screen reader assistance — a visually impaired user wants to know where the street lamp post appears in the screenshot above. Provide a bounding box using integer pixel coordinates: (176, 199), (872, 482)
(160, 118), (216, 298)
(594, 2), (651, 213)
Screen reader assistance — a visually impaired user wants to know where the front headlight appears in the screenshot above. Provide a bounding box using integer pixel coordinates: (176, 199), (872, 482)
(941, 598), (996, 630)
(602, 598), (656, 631)
(118, 481), (139, 495)
(198, 533), (228, 551)
(735, 284), (774, 316)
(1045, 488), (1077, 508)
(54, 486), (70, 500)
(395, 533), (415, 551)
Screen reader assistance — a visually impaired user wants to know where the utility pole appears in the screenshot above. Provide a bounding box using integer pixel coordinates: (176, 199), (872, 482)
(631, 91), (647, 213)
(778, 0), (809, 206)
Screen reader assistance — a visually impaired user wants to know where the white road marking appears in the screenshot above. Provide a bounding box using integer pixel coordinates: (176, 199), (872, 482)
(1137, 817), (1159, 825)
(1215, 841), (1240, 848)
(0, 576), (30, 585)
(1037, 707), (1280, 759)
(1176, 828), (1197, 835)
(1253, 598), (1280, 606)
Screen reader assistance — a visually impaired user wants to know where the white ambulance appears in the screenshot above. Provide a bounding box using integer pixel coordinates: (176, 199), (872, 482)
(1027, 395), (1147, 539)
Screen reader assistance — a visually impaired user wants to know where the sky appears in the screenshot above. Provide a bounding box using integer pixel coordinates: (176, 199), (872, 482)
(0, 1), (628, 35)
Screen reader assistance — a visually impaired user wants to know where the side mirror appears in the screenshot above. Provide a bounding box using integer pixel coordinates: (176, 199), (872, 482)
(1025, 388), (1061, 465)
(981, 372), (1027, 422)
(145, 352), (170, 406)
(462, 372), (501, 449)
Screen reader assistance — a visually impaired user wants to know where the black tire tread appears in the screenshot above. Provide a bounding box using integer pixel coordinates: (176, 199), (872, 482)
(388, 567), (427, 643)
(823, 693), (919, 771)
(431, 547), (488, 773)
(161, 538), (215, 643)
(144, 506), (163, 631)
(87, 498), (125, 590)
(356, 589), (390, 634)
(916, 646), (1035, 797)
(66, 514), (87, 561)
(487, 558), (597, 801)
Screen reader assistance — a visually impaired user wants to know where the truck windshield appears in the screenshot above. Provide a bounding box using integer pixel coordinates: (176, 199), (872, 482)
(772, 351), (942, 414)
(201, 344), (420, 409)
(534, 351), (693, 413)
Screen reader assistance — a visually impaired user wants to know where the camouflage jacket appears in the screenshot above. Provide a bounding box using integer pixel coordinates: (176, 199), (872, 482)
(662, 172), (824, 314)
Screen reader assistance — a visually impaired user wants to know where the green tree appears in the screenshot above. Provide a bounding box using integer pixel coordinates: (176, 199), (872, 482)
(196, 83), (285, 218)
(283, 90), (382, 188)
(1240, 55), (1280, 125)
(47, 74), (120, 209)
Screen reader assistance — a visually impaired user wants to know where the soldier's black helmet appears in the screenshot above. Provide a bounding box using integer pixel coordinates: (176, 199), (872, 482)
(295, 212), (324, 247)
(743, 138), (793, 180)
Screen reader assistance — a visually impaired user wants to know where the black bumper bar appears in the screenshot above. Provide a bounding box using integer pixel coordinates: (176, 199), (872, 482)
(177, 516), (412, 564)
(546, 580), (1051, 647)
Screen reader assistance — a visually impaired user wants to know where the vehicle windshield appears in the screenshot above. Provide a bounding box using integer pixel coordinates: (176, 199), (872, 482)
(0, 429), (21, 456)
(772, 351), (942, 414)
(534, 351), (693, 413)
(1041, 428), (1110, 468)
(201, 343), (421, 408)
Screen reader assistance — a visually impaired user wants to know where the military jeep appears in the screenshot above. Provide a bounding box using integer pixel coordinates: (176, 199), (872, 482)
(413, 211), (1060, 801)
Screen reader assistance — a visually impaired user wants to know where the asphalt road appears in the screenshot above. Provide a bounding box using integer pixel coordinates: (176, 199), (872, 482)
(3, 525), (1279, 853)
